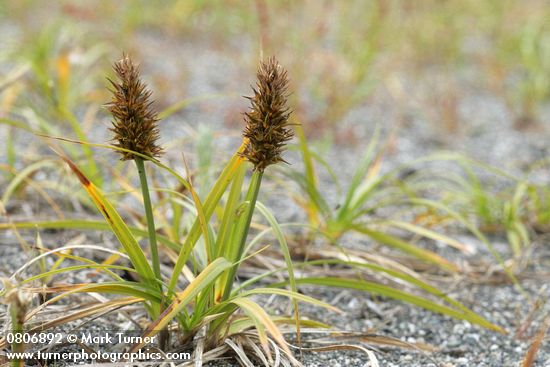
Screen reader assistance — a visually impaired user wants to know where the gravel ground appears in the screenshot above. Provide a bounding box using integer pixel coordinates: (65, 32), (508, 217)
(296, 268), (550, 366)
(2, 30), (550, 366)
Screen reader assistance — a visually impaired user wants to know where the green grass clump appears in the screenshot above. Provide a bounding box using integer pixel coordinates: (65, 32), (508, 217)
(286, 127), (463, 273)
(0, 56), (327, 365)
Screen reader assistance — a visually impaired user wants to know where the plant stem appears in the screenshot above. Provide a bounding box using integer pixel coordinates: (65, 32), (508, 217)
(136, 158), (168, 348)
(135, 157), (161, 283)
(221, 170), (263, 301)
(168, 146), (246, 294)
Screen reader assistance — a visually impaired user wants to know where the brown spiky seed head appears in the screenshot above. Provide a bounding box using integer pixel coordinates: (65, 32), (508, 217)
(241, 57), (293, 172)
(107, 55), (162, 161)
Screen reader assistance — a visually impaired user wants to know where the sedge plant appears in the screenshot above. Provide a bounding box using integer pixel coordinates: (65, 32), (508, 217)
(104, 55), (167, 347)
(0, 56), (333, 365)
(216, 56), (294, 301)
(106, 55), (164, 292)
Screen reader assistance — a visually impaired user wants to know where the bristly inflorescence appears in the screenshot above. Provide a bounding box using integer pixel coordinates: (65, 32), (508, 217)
(107, 55), (163, 161)
(241, 57), (293, 172)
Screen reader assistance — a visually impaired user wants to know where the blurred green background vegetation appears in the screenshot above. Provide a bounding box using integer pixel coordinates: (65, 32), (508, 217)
(3, 0), (550, 139)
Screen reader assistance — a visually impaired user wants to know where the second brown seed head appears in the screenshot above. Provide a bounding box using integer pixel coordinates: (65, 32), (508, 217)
(241, 57), (293, 172)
